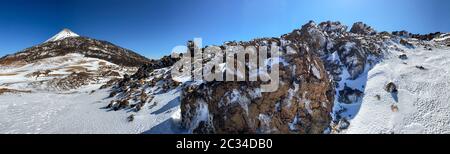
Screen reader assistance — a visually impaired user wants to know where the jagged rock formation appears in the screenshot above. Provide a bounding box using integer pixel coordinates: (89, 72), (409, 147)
(350, 22), (377, 35)
(180, 48), (334, 134)
(411, 32), (442, 41)
(100, 20), (398, 134)
(131, 56), (179, 79)
(103, 56), (180, 112)
(392, 30), (447, 42)
(100, 21), (449, 134)
(178, 21), (391, 134)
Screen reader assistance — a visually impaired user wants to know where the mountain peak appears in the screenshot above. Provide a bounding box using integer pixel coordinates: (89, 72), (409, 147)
(45, 28), (79, 43)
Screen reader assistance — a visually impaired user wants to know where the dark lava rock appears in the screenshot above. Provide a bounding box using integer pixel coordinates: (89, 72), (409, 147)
(398, 54), (408, 60)
(385, 82), (398, 93)
(415, 65), (426, 70)
(400, 39), (414, 48)
(411, 32), (442, 41)
(338, 86), (364, 104)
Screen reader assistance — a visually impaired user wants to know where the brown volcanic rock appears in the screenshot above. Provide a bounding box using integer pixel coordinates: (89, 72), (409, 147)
(48, 72), (95, 90)
(100, 20), (395, 133)
(0, 37), (149, 67)
(180, 47), (334, 134)
(130, 55), (179, 80)
(281, 21), (384, 80)
(411, 32), (442, 41)
(179, 21), (393, 134)
(350, 22), (377, 35)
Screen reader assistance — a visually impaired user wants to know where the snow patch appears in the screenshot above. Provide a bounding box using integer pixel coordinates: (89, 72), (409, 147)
(45, 29), (79, 43)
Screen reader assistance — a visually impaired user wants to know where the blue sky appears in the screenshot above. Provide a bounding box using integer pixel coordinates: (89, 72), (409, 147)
(1, 0), (449, 59)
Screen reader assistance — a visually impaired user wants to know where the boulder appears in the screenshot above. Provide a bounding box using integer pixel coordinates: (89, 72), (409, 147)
(392, 30), (411, 38)
(398, 54), (408, 60)
(385, 82), (398, 93)
(350, 22), (376, 35)
(127, 114), (135, 122)
(338, 86), (364, 104)
(415, 65), (426, 70)
(400, 39), (413, 47)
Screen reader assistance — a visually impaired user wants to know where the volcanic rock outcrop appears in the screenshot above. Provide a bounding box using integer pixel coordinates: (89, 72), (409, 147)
(103, 21), (448, 134)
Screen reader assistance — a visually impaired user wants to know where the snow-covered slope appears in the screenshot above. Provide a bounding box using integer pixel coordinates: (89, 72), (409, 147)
(45, 28), (79, 43)
(344, 44), (450, 134)
(0, 82), (184, 134)
(0, 54), (183, 134)
(0, 28), (176, 134)
(0, 53), (133, 91)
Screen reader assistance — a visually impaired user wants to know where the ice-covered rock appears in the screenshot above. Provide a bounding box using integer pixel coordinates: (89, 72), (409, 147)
(180, 39), (334, 134)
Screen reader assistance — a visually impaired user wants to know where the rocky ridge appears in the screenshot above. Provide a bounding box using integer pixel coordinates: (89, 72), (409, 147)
(103, 21), (450, 134)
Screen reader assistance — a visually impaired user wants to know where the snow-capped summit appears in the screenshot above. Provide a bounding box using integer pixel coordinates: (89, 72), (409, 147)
(45, 28), (80, 43)
(0, 28), (149, 67)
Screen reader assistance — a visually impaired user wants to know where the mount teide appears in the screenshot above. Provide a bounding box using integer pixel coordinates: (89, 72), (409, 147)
(0, 29), (150, 67)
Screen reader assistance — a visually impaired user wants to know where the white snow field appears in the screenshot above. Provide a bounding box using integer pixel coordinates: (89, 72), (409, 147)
(345, 45), (450, 134)
(45, 28), (79, 43)
(0, 86), (184, 134)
